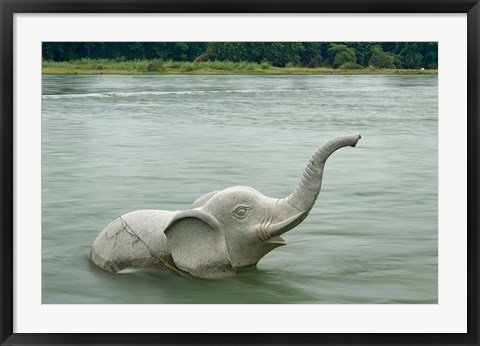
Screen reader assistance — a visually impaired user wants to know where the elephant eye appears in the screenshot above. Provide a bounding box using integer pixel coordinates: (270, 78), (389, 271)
(232, 206), (250, 219)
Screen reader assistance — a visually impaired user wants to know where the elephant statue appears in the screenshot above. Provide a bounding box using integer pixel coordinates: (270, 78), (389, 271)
(91, 133), (361, 279)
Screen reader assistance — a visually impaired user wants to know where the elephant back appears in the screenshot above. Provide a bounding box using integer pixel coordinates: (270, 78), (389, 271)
(91, 210), (175, 272)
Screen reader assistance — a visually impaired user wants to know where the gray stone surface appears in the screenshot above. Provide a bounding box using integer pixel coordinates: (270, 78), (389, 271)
(91, 133), (361, 279)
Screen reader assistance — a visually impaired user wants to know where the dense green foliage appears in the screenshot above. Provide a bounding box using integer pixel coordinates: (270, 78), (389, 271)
(42, 42), (438, 69)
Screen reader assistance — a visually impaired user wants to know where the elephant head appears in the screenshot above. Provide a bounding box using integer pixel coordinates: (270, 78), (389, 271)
(164, 133), (361, 279)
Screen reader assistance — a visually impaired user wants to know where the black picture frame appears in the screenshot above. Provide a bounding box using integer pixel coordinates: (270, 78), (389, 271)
(1, 1), (479, 345)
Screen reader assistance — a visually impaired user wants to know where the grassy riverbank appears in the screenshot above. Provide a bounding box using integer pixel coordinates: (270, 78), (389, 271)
(42, 59), (438, 75)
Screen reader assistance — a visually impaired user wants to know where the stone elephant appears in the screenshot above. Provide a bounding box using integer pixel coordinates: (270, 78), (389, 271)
(91, 133), (361, 279)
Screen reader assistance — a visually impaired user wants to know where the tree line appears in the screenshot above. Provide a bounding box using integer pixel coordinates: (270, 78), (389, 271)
(42, 42), (438, 69)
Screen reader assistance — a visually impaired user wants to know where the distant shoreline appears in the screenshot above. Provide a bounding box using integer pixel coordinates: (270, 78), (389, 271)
(42, 59), (438, 75)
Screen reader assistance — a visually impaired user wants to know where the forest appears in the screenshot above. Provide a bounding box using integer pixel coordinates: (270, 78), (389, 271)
(42, 42), (438, 70)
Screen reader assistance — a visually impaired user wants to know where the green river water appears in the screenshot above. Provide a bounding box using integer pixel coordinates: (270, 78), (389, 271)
(42, 74), (437, 304)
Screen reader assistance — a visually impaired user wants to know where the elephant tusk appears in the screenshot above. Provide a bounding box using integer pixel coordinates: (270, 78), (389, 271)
(267, 211), (305, 239)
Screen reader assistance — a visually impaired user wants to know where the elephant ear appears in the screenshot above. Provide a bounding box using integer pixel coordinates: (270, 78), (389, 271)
(191, 190), (219, 208)
(164, 210), (234, 279)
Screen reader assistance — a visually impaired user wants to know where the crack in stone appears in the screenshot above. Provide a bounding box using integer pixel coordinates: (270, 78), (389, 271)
(117, 216), (186, 276)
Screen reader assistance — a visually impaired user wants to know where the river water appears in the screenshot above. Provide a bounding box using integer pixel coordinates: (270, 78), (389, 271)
(42, 74), (437, 304)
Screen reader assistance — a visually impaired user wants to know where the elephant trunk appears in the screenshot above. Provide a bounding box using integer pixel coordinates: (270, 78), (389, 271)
(284, 133), (361, 226)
